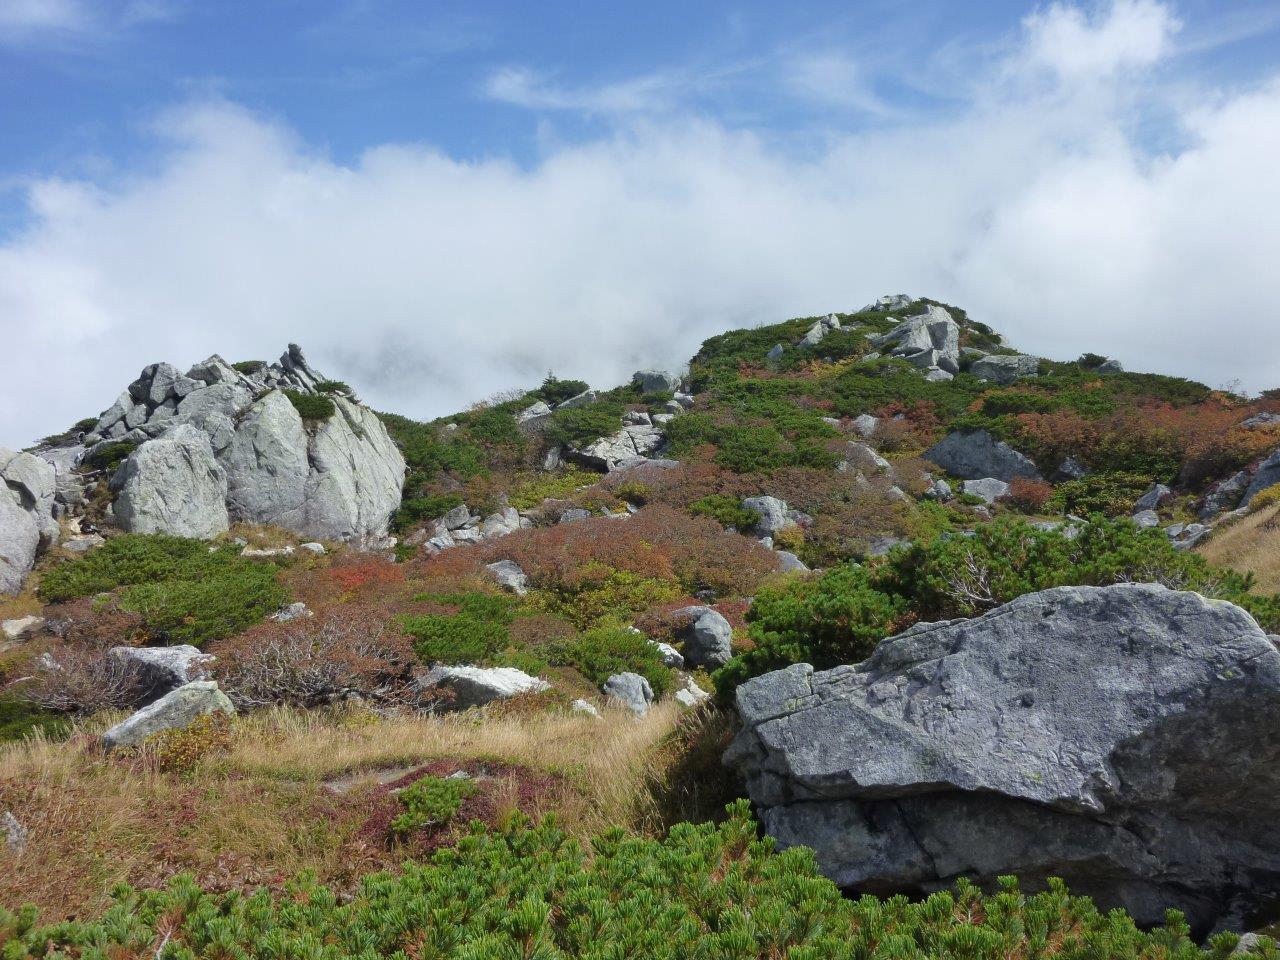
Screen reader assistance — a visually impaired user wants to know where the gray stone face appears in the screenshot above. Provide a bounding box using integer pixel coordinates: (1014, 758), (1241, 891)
(869, 305), (960, 374)
(673, 606), (733, 668)
(1134, 483), (1172, 512)
(632, 370), (681, 394)
(1202, 470), (1252, 519)
(103, 680), (234, 750)
(1052, 457), (1089, 483)
(725, 584), (1280, 933)
(839, 442), (891, 476)
(852, 414), (879, 438)
(861, 294), (914, 313)
(109, 645), (215, 706)
(221, 391), (309, 530)
(571, 423), (665, 471)
(516, 400), (552, 424)
(776, 550), (809, 572)
(969, 353), (1040, 384)
(602, 672), (654, 716)
(962, 478), (1010, 504)
(766, 344), (785, 362)
(486, 560), (529, 595)
(112, 425), (230, 539)
(1132, 509), (1160, 529)
(924, 429), (1042, 482)
(0, 495), (38, 595)
(420, 666), (549, 709)
(1244, 449), (1280, 505)
(741, 496), (792, 536)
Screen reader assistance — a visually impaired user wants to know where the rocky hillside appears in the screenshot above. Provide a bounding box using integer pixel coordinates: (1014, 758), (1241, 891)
(4, 295), (1280, 953)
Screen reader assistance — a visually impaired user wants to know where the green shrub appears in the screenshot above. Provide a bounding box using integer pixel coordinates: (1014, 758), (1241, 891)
(391, 775), (477, 836)
(465, 407), (523, 447)
(545, 402), (626, 448)
(0, 696), (68, 744)
(392, 492), (464, 531)
(283, 389), (336, 422)
(38, 535), (288, 646)
(1047, 472), (1153, 516)
(314, 379), (352, 395)
(535, 374), (590, 406)
(689, 494), (759, 531)
(403, 592), (519, 665)
(529, 567), (682, 629)
(714, 564), (906, 698)
(508, 467), (599, 510)
(231, 360), (266, 373)
(545, 626), (673, 697)
(80, 441), (138, 472)
(0, 800), (1251, 960)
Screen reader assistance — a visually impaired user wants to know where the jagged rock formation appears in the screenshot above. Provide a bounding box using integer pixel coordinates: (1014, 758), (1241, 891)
(725, 584), (1280, 934)
(0, 449), (57, 594)
(969, 353), (1040, 385)
(38, 345), (405, 548)
(869, 304), (960, 378)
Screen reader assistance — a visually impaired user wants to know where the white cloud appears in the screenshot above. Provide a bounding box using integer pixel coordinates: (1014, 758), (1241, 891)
(0, 0), (176, 47)
(0, 0), (91, 35)
(784, 52), (896, 116)
(1021, 0), (1180, 80)
(484, 66), (690, 115)
(2, 0), (1279, 448)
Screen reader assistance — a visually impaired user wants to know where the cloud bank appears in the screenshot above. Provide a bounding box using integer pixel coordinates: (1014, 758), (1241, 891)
(2, 0), (1279, 448)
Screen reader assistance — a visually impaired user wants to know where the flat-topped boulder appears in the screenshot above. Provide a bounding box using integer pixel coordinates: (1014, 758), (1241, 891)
(725, 584), (1280, 934)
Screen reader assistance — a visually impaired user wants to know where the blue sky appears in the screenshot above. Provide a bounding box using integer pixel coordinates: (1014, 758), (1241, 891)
(1, 0), (1279, 447)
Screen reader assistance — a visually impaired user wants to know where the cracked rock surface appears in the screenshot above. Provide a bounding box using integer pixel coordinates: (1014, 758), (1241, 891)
(725, 583), (1280, 934)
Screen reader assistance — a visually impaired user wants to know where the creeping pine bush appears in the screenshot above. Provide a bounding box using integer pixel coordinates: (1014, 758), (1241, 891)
(716, 516), (1280, 697)
(1047, 472), (1160, 517)
(402, 592), (520, 665)
(38, 535), (289, 646)
(284, 389), (336, 422)
(391, 775), (478, 836)
(544, 626), (673, 697)
(1, 800), (1263, 960)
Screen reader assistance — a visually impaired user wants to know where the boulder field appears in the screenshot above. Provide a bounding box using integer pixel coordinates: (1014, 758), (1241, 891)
(725, 584), (1280, 935)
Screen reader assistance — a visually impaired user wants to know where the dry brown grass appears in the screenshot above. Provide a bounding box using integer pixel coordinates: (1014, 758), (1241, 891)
(1198, 503), (1280, 594)
(0, 701), (731, 921)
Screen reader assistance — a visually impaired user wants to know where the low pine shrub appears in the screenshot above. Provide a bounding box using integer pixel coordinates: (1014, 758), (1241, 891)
(391, 775), (477, 836)
(0, 801), (1256, 960)
(314, 379), (352, 395)
(231, 360), (265, 374)
(403, 592), (519, 665)
(80, 441), (137, 472)
(544, 626), (673, 697)
(545, 402), (626, 447)
(38, 536), (289, 646)
(689, 494), (760, 531)
(1047, 472), (1152, 517)
(283, 389), (336, 422)
(534, 374), (590, 406)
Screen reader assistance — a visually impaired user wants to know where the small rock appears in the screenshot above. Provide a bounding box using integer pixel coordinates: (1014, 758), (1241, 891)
(557, 389), (599, 410)
(852, 414), (879, 438)
(559, 509), (591, 524)
(2, 811), (26, 854)
(485, 560), (529, 596)
(741, 496), (794, 537)
(109, 644), (215, 705)
(675, 679), (711, 708)
(2, 615), (44, 641)
(1132, 509), (1160, 530)
(923, 479), (953, 501)
(963, 478), (1011, 504)
(299, 542), (326, 555)
(241, 545), (295, 558)
(602, 672), (654, 716)
(271, 601), (312, 623)
(571, 698), (600, 718)
(867, 535), (908, 557)
(766, 344), (785, 362)
(632, 370), (681, 394)
(1242, 413), (1280, 430)
(970, 354), (1040, 385)
(419, 666), (549, 709)
(1052, 457), (1089, 483)
(62, 534), (105, 553)
(651, 641), (685, 669)
(776, 550), (809, 572)
(673, 606), (733, 669)
(517, 400), (553, 424)
(1134, 484), (1172, 512)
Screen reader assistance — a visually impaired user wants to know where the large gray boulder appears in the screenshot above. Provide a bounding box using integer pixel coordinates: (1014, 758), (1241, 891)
(673, 605), (733, 668)
(632, 370), (681, 394)
(726, 584), (1280, 933)
(1202, 470), (1252, 519)
(112, 425), (230, 539)
(1243, 449), (1280, 505)
(0, 496), (39, 595)
(571, 422), (665, 471)
(221, 390), (310, 529)
(869, 304), (960, 374)
(969, 353), (1039, 385)
(0, 447), (59, 594)
(741, 496), (792, 536)
(924, 429), (1042, 482)
(419, 665), (549, 710)
(109, 644), (215, 706)
(102, 680), (234, 750)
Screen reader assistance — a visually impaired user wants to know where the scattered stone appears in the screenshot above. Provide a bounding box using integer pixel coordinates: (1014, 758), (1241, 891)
(485, 560), (529, 596)
(1168, 522), (1211, 550)
(571, 422), (666, 471)
(923, 479), (953, 501)
(924, 429), (1042, 482)
(675, 678), (711, 708)
(924, 368), (953, 382)
(839, 442), (891, 476)
(776, 550), (809, 572)
(741, 496), (794, 537)
(860, 294), (914, 312)
(558, 508), (591, 524)
(420, 666), (549, 709)
(2, 615), (44, 641)
(516, 400), (553, 424)
(602, 672), (654, 716)
(621, 410), (652, 426)
(673, 606), (734, 668)
(852, 414), (879, 438)
(963, 478), (1011, 504)
(651, 641), (685, 669)
(1052, 457), (1089, 483)
(62, 534), (104, 553)
(103, 680), (234, 750)
(725, 584), (1280, 933)
(439, 504), (475, 530)
(242, 545), (295, 558)
(571, 698), (600, 718)
(866, 535), (908, 557)
(1134, 483), (1173, 512)
(766, 344), (785, 363)
(1202, 470), (1252, 519)
(299, 542), (326, 555)
(2, 811), (26, 854)
(557, 389), (599, 410)
(1132, 509), (1160, 530)
(672, 392), (695, 410)
(271, 601), (312, 622)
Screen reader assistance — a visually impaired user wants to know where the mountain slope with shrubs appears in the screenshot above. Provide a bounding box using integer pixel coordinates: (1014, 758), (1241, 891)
(4, 295), (1280, 951)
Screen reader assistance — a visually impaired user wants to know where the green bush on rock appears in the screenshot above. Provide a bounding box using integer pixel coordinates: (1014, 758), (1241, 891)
(284, 389), (336, 422)
(0, 800), (1263, 960)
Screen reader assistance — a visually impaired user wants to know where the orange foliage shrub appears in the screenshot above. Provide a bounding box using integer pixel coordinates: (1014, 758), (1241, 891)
(1007, 476), (1054, 512)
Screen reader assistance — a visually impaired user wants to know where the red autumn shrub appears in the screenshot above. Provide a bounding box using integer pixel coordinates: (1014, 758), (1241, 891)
(1007, 476), (1054, 512)
(209, 604), (420, 709)
(325, 556), (406, 594)
(17, 640), (140, 714)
